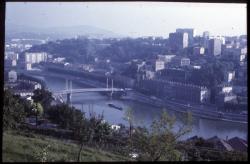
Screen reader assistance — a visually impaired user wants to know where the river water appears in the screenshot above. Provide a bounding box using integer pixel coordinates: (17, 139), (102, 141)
(35, 75), (247, 140)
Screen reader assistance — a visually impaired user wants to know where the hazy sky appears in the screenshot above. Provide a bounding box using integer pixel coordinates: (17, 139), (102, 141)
(6, 2), (247, 37)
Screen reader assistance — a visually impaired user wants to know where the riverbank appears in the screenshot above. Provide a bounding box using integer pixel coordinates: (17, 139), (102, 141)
(121, 91), (248, 124)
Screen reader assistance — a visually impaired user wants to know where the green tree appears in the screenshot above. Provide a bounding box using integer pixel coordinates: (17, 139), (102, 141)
(32, 102), (44, 126)
(77, 110), (111, 162)
(3, 89), (26, 130)
(47, 104), (84, 130)
(129, 110), (192, 161)
(32, 102), (44, 116)
(32, 89), (53, 112)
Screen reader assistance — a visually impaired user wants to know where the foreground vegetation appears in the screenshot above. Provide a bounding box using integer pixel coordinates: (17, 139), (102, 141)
(2, 130), (129, 162)
(3, 88), (247, 161)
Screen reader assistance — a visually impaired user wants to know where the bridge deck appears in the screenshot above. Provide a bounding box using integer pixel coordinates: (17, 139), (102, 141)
(53, 88), (131, 95)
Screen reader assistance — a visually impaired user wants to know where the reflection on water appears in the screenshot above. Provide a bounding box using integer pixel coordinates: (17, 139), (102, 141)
(43, 76), (247, 140)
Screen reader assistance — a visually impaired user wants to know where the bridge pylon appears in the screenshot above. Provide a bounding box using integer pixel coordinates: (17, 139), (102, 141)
(65, 79), (73, 104)
(106, 77), (109, 89)
(66, 93), (72, 105)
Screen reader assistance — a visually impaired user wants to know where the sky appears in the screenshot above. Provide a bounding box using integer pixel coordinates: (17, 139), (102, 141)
(6, 2), (247, 38)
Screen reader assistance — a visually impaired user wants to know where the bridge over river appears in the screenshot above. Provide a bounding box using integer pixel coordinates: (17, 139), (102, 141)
(53, 87), (132, 104)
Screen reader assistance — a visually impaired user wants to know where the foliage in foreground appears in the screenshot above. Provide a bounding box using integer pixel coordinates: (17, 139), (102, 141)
(128, 110), (192, 161)
(3, 89), (26, 130)
(3, 89), (247, 162)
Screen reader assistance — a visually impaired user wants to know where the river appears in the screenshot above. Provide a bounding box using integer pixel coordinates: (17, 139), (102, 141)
(34, 75), (247, 140)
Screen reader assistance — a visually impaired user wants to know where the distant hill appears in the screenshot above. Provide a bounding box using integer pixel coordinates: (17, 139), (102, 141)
(5, 23), (124, 40)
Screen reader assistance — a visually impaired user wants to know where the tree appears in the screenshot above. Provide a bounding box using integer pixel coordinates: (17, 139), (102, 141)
(32, 102), (44, 116)
(32, 102), (44, 126)
(77, 110), (111, 162)
(129, 110), (192, 161)
(3, 89), (26, 130)
(123, 107), (136, 138)
(47, 104), (84, 130)
(32, 88), (53, 112)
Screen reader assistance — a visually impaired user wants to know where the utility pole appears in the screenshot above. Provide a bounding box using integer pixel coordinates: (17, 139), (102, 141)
(111, 79), (114, 99)
(111, 79), (113, 92)
(106, 77), (109, 89)
(70, 80), (72, 107)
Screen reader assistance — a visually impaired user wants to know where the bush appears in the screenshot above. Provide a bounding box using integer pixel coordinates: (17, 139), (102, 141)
(3, 89), (26, 130)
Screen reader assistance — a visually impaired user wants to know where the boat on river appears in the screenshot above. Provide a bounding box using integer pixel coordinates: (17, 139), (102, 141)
(107, 103), (123, 110)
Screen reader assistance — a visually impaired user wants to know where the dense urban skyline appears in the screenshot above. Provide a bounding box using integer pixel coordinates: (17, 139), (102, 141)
(6, 2), (247, 37)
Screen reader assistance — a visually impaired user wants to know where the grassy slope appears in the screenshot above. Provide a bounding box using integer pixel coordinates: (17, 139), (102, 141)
(2, 130), (129, 162)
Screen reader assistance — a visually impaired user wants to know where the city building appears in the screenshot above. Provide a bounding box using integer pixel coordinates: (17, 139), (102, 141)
(207, 136), (234, 151)
(171, 56), (190, 67)
(208, 38), (222, 56)
(11, 60), (17, 67)
(193, 65), (201, 69)
(138, 79), (210, 103)
(26, 63), (32, 70)
(169, 32), (188, 52)
(8, 70), (17, 83)
(25, 52), (48, 64)
(202, 31), (210, 49)
(172, 82), (210, 103)
(203, 31), (210, 39)
(180, 57), (190, 66)
(5, 51), (19, 60)
(160, 68), (187, 82)
(221, 86), (233, 94)
(24, 44), (32, 50)
(193, 47), (205, 55)
(53, 57), (66, 63)
(216, 84), (233, 94)
(34, 83), (42, 90)
(157, 55), (176, 63)
(224, 71), (235, 83)
(176, 28), (195, 46)
(111, 124), (121, 131)
(228, 137), (248, 152)
(145, 70), (155, 80)
(14, 91), (34, 97)
(215, 92), (237, 106)
(154, 60), (165, 71)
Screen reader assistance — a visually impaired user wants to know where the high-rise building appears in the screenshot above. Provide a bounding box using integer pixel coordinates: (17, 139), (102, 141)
(25, 52), (47, 64)
(203, 31), (210, 48)
(169, 32), (188, 52)
(208, 39), (222, 56)
(176, 28), (195, 46)
(203, 31), (210, 39)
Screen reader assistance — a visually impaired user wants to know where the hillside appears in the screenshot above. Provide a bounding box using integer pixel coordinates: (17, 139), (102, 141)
(2, 130), (130, 162)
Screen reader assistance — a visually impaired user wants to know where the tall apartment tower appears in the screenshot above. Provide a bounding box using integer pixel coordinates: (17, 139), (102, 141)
(203, 31), (210, 48)
(176, 28), (195, 46)
(208, 38), (222, 56)
(169, 32), (188, 53)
